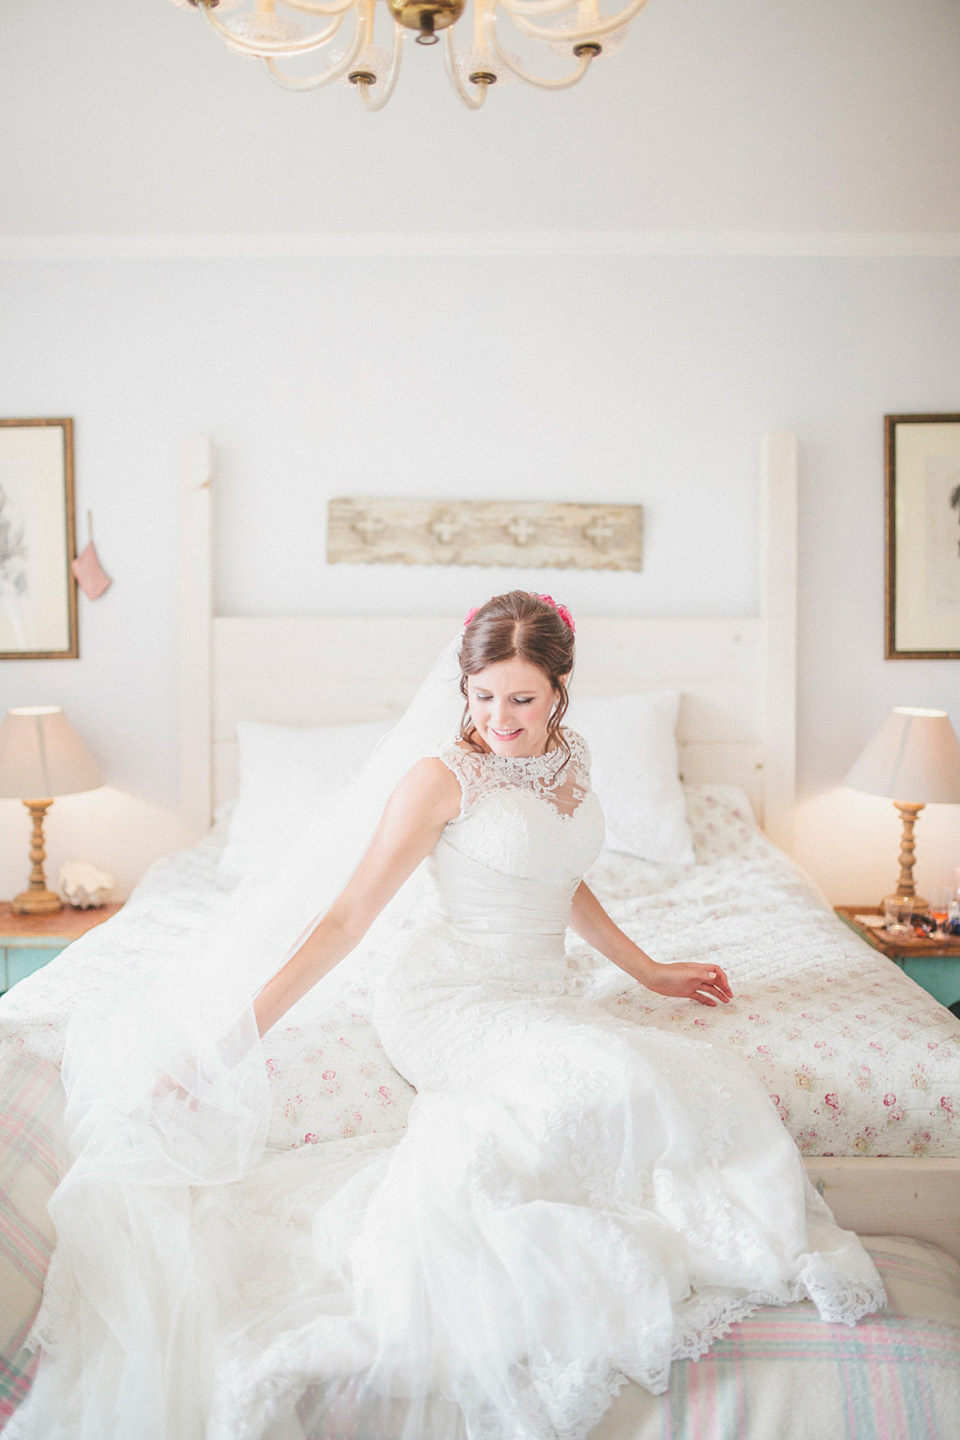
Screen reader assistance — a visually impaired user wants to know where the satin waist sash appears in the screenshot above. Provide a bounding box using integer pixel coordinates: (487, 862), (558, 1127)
(423, 837), (576, 962)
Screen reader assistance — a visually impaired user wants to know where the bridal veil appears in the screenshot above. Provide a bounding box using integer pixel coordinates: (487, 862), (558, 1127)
(11, 630), (468, 1440)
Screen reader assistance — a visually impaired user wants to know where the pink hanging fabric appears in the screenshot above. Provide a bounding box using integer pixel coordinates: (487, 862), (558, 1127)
(71, 541), (111, 600)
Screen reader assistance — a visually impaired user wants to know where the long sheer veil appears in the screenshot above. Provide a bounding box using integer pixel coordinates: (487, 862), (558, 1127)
(14, 631), (466, 1440)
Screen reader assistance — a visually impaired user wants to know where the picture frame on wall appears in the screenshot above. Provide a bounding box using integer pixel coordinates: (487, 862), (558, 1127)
(885, 413), (960, 660)
(0, 418), (78, 660)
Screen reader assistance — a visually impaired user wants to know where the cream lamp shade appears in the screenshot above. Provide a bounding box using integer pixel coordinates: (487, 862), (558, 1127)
(0, 706), (103, 800)
(0, 707), (103, 915)
(844, 707), (960, 804)
(844, 707), (960, 909)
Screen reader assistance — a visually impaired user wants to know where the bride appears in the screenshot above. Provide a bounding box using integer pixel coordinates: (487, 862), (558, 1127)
(11, 591), (884, 1440)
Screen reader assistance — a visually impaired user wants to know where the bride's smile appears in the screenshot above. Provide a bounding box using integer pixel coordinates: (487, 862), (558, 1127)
(465, 657), (564, 758)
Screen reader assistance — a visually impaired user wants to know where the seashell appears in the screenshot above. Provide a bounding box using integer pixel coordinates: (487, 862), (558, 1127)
(59, 861), (115, 909)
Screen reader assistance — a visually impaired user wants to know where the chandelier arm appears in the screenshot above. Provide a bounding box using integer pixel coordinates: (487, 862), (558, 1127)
(508, 0), (651, 43)
(199, 0), (342, 55)
(356, 25), (405, 111)
(261, 22), (364, 88)
(486, 12), (593, 87)
(442, 26), (488, 109)
(280, 0), (361, 14)
(471, 0), (490, 47)
(495, 0), (582, 17)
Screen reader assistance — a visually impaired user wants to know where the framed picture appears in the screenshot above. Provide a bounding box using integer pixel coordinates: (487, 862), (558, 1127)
(885, 413), (960, 659)
(0, 418), (78, 660)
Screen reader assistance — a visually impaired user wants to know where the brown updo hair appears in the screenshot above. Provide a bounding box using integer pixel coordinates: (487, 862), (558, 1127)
(458, 591), (575, 768)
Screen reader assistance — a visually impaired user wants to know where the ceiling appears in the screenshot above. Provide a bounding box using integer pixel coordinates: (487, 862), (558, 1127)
(2, 0), (958, 237)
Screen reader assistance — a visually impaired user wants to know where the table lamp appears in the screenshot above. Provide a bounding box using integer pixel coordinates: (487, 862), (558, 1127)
(844, 706), (960, 911)
(0, 706), (104, 915)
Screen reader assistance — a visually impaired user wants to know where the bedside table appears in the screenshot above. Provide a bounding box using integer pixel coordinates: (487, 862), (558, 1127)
(835, 905), (960, 1012)
(0, 902), (123, 994)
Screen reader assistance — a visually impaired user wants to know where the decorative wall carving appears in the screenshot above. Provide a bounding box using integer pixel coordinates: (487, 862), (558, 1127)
(327, 498), (643, 570)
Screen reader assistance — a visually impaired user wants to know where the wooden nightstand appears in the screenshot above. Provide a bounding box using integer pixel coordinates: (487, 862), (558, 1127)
(835, 905), (960, 1012)
(0, 901), (123, 994)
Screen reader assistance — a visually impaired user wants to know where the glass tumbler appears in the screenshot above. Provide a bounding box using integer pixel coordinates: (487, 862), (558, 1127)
(929, 885), (952, 930)
(883, 897), (913, 937)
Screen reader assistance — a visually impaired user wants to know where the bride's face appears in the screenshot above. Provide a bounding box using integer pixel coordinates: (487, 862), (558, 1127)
(465, 658), (559, 758)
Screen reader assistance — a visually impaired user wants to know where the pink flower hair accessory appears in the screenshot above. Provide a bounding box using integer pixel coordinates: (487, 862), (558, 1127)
(461, 594), (576, 632)
(537, 594), (576, 633)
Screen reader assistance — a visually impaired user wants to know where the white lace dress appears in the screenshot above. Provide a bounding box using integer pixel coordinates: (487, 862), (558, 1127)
(14, 731), (885, 1440)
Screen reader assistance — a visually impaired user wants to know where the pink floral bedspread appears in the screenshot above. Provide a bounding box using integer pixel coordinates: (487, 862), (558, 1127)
(582, 787), (960, 1158)
(1, 787), (958, 1159)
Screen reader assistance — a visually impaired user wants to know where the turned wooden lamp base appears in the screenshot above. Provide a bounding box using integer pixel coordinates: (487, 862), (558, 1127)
(882, 801), (928, 914)
(11, 799), (63, 916)
(12, 887), (62, 916)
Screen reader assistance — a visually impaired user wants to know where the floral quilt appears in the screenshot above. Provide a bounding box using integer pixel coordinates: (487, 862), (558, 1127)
(1, 786), (958, 1158)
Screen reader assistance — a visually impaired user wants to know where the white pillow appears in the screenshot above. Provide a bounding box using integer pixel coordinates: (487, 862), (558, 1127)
(220, 695), (693, 876)
(219, 719), (392, 877)
(566, 692), (695, 864)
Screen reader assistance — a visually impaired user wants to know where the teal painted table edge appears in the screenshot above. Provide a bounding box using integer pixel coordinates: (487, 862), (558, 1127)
(0, 902), (123, 994)
(835, 906), (960, 1011)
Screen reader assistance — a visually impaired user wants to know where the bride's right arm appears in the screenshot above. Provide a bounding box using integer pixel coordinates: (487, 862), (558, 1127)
(252, 757), (461, 1036)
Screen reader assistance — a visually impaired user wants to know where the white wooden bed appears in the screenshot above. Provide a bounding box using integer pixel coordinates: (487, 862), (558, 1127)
(176, 431), (960, 1261)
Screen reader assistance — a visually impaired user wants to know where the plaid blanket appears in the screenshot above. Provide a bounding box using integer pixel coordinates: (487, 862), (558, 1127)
(591, 1235), (960, 1440)
(0, 1047), (63, 1428)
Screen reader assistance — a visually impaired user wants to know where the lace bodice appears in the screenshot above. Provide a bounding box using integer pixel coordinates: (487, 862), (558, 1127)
(433, 728), (605, 889)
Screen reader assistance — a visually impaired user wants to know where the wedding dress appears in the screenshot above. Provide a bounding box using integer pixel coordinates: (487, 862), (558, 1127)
(12, 726), (885, 1440)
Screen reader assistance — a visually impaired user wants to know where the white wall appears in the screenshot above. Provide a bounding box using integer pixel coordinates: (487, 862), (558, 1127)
(1, 0), (959, 904)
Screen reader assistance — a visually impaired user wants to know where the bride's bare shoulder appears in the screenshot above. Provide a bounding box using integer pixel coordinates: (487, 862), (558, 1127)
(391, 756), (462, 821)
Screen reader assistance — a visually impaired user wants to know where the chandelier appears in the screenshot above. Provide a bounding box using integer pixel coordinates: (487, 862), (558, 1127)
(167, 0), (652, 110)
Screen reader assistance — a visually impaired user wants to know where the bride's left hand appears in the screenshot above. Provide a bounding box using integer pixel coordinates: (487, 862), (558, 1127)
(643, 961), (733, 1006)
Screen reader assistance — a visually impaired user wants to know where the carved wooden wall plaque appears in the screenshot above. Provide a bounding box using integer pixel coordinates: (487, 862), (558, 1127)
(327, 499), (643, 571)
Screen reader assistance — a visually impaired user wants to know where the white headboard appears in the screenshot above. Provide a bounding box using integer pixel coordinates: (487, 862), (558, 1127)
(178, 433), (797, 851)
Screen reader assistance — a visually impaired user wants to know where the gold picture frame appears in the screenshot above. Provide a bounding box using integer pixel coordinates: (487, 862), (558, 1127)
(0, 418), (78, 660)
(885, 413), (960, 660)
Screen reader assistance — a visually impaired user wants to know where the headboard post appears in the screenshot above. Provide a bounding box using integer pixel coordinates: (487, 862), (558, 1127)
(178, 433), (213, 833)
(760, 430), (798, 853)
